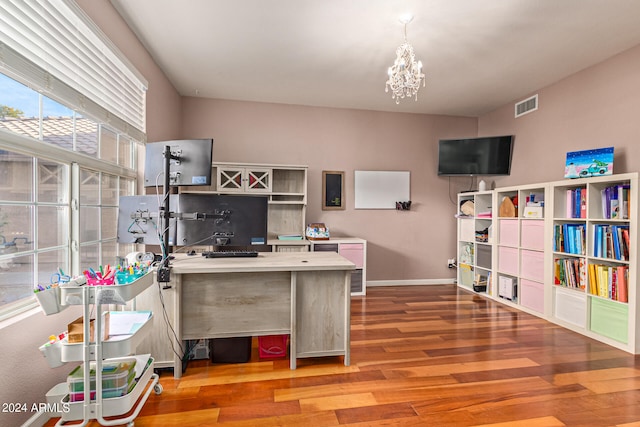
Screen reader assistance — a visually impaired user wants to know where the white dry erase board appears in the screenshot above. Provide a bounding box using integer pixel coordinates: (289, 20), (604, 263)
(354, 170), (410, 209)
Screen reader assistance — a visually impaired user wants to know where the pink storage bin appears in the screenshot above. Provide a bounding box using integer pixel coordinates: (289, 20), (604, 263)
(498, 246), (518, 275)
(521, 279), (544, 313)
(498, 219), (519, 246)
(520, 250), (544, 282)
(521, 220), (545, 250)
(339, 243), (364, 268)
(258, 335), (288, 359)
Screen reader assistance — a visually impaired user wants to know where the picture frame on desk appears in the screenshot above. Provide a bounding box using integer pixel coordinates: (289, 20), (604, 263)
(322, 170), (345, 210)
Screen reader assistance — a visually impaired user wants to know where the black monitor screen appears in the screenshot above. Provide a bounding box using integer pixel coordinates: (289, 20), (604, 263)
(176, 194), (268, 247)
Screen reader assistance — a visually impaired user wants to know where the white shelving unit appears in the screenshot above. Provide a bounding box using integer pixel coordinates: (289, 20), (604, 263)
(548, 173), (639, 353)
(494, 183), (549, 316)
(456, 191), (495, 294)
(42, 273), (162, 427)
(456, 173), (640, 354)
(310, 238), (367, 295)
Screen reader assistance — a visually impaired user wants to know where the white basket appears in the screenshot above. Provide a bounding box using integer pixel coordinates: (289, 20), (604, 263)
(35, 287), (63, 315)
(39, 341), (64, 368)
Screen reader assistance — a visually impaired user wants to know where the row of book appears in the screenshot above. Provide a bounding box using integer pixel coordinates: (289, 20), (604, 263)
(554, 258), (629, 302)
(554, 257), (586, 290)
(588, 263), (628, 302)
(592, 224), (629, 260)
(553, 223), (585, 255)
(601, 184), (630, 220)
(554, 222), (630, 260)
(564, 184), (630, 219)
(565, 188), (587, 219)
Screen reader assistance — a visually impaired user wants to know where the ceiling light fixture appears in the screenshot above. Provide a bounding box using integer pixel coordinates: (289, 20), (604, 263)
(385, 15), (425, 104)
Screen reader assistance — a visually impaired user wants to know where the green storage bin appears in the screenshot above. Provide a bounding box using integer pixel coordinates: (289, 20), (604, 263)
(590, 298), (628, 344)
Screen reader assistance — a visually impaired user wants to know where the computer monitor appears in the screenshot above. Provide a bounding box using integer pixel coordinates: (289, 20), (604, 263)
(143, 139), (213, 187)
(175, 194), (268, 247)
(117, 195), (178, 245)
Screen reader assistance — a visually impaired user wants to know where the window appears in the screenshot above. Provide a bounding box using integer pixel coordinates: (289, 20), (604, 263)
(0, 79), (139, 318)
(0, 1), (146, 320)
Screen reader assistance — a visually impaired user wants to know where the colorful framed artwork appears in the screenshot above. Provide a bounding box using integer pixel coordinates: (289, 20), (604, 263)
(564, 147), (614, 179)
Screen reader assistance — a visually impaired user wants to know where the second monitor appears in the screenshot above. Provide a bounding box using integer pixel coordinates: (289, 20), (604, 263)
(176, 194), (268, 248)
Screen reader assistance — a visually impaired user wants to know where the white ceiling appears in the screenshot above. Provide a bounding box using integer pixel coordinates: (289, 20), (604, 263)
(110, 0), (640, 117)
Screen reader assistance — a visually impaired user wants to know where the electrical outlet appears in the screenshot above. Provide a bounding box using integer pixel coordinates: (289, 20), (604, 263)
(447, 258), (456, 269)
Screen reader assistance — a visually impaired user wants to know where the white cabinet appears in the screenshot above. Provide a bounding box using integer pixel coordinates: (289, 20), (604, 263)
(311, 238), (367, 295)
(217, 166), (272, 193)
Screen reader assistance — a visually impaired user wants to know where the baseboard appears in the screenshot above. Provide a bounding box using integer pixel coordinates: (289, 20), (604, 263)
(367, 279), (456, 287)
(20, 410), (51, 427)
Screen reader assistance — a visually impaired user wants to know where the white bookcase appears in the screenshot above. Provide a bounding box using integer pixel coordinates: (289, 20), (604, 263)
(456, 173), (640, 354)
(548, 173), (638, 352)
(456, 191), (495, 293)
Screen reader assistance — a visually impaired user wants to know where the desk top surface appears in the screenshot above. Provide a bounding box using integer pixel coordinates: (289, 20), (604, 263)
(169, 251), (356, 274)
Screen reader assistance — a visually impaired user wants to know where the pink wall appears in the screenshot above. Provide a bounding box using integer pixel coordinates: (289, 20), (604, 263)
(479, 44), (640, 188)
(181, 97), (477, 281)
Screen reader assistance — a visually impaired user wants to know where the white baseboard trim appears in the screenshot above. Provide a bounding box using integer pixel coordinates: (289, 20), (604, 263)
(367, 279), (456, 287)
(20, 410), (51, 427)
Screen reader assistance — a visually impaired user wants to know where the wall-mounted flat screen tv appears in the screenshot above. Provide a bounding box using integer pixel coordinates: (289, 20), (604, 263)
(437, 135), (514, 176)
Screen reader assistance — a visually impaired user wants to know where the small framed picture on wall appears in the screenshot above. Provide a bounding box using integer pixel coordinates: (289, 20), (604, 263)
(322, 171), (345, 210)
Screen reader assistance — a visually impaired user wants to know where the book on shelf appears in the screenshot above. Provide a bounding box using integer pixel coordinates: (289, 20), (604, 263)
(592, 224), (629, 260)
(554, 257), (586, 290)
(601, 184), (631, 219)
(588, 263), (628, 302)
(553, 223), (585, 255)
(565, 188), (587, 219)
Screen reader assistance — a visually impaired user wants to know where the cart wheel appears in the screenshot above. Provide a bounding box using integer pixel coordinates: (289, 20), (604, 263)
(154, 383), (163, 395)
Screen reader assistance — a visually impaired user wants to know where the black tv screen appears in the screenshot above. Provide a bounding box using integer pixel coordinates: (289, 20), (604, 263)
(437, 135), (514, 176)
(144, 139), (213, 187)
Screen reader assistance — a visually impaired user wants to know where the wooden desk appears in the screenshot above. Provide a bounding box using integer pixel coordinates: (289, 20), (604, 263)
(138, 252), (354, 378)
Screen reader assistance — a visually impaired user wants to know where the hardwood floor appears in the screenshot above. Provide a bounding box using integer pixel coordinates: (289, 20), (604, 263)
(49, 285), (640, 426)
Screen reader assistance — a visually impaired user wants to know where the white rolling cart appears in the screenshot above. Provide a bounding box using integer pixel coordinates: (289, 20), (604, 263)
(40, 272), (162, 427)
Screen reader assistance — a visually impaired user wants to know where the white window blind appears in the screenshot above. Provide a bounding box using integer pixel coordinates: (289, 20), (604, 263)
(0, 0), (147, 140)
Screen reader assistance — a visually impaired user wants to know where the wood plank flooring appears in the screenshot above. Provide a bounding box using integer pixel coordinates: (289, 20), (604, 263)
(48, 285), (640, 426)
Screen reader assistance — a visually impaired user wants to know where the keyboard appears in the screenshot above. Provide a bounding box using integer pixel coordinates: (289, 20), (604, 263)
(202, 250), (259, 258)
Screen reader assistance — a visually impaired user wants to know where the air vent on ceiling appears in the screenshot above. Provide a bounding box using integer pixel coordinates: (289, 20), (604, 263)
(515, 94), (538, 118)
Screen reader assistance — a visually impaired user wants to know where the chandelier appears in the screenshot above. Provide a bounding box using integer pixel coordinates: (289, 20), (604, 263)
(385, 16), (425, 103)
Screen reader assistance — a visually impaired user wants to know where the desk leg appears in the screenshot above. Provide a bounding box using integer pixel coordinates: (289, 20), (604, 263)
(344, 271), (351, 366)
(290, 272), (297, 370)
(173, 274), (183, 379)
